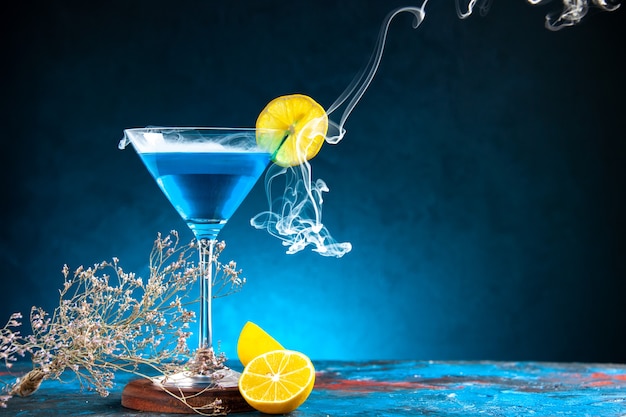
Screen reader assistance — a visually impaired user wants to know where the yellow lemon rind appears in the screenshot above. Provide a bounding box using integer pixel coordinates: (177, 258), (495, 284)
(236, 321), (285, 367)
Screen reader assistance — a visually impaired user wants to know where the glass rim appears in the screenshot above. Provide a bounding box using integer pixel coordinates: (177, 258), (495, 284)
(123, 126), (280, 133)
(119, 126), (281, 151)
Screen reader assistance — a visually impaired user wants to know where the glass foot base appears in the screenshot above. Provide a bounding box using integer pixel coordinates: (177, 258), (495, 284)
(155, 367), (241, 389)
(153, 347), (239, 388)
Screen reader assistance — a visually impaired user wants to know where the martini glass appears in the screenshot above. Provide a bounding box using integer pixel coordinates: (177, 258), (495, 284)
(119, 127), (271, 398)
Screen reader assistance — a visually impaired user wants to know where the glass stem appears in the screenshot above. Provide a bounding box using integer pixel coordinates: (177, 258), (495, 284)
(198, 238), (215, 351)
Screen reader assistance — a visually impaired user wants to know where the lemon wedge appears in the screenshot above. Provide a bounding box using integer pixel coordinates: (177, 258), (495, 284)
(256, 94), (328, 167)
(237, 321), (284, 367)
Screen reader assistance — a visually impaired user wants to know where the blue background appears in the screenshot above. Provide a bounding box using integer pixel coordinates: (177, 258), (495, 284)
(2, 1), (624, 363)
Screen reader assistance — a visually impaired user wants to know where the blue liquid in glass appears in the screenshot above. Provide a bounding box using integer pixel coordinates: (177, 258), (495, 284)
(139, 151), (269, 239)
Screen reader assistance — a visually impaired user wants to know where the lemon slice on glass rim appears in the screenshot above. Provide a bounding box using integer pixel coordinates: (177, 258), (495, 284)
(256, 94), (328, 167)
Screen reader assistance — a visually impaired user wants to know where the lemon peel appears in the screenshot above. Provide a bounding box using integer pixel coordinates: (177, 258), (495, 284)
(236, 321), (284, 367)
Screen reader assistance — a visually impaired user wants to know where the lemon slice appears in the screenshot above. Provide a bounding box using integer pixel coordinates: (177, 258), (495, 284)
(238, 349), (316, 414)
(237, 321), (284, 367)
(256, 94), (328, 167)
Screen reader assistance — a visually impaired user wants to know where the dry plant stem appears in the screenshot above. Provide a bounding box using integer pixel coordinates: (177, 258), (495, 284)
(0, 231), (247, 415)
(160, 385), (227, 416)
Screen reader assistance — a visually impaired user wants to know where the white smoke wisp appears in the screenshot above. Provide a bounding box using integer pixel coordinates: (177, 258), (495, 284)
(251, 3), (429, 258)
(326, 3), (428, 145)
(456, 0), (494, 18)
(530, 0), (620, 30)
(456, 0), (621, 30)
(119, 127), (267, 153)
(250, 161), (352, 258)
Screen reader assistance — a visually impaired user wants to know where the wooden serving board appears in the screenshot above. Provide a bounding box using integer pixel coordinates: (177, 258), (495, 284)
(121, 378), (254, 414)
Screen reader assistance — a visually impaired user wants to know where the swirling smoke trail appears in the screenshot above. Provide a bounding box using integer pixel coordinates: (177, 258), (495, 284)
(325, 6), (428, 145)
(252, 0), (620, 257)
(251, 161), (353, 257)
(457, 0), (621, 30)
(251, 3), (428, 258)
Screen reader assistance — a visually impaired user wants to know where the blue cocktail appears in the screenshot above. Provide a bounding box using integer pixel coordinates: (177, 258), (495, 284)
(120, 127), (271, 386)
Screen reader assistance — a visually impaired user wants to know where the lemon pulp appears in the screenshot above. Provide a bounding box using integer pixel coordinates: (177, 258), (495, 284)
(238, 349), (316, 414)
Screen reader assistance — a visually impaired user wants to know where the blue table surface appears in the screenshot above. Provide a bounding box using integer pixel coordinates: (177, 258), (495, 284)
(1, 360), (625, 416)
